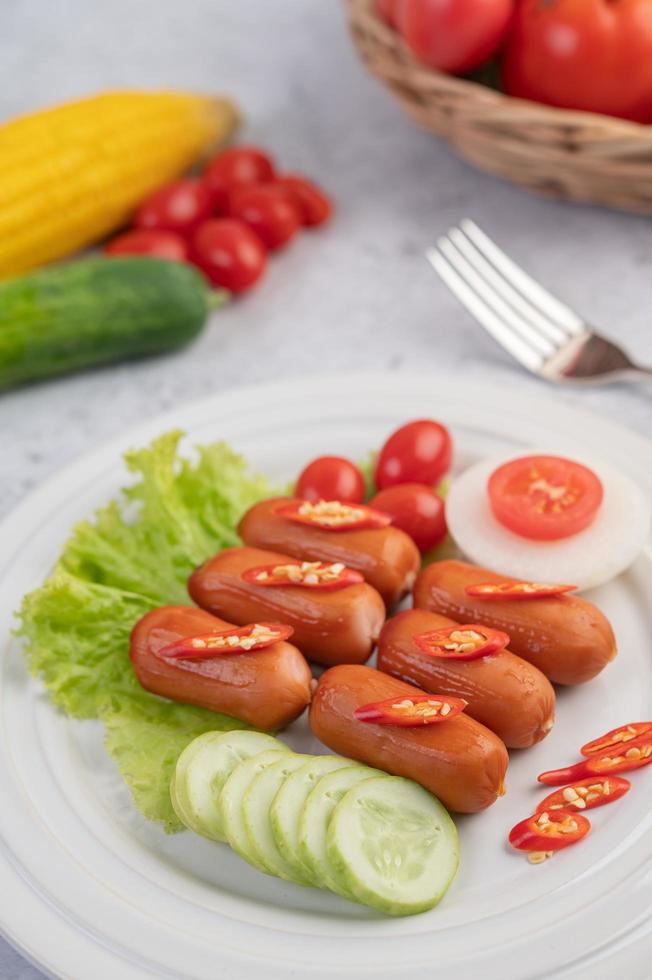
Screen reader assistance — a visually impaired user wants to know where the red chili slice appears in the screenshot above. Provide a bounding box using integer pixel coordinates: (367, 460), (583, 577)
(465, 581), (577, 600)
(538, 735), (652, 784)
(536, 776), (630, 813)
(241, 560), (364, 590)
(509, 809), (590, 858)
(354, 693), (467, 727)
(159, 622), (294, 660)
(412, 624), (510, 661)
(276, 499), (392, 531)
(581, 722), (652, 757)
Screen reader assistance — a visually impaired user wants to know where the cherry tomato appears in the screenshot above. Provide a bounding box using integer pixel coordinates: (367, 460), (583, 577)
(488, 455), (603, 542)
(369, 483), (446, 552)
(134, 179), (214, 236)
(375, 419), (452, 490)
(296, 456), (365, 504)
(502, 0), (652, 124)
(273, 175), (333, 227)
(229, 185), (300, 250)
(191, 219), (266, 293)
(377, 0), (398, 26)
(103, 229), (189, 261)
(355, 693), (467, 726)
(203, 146), (275, 212)
(396, 0), (514, 74)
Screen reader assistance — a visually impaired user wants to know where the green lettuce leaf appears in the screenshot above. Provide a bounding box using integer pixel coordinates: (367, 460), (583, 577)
(17, 431), (274, 829)
(103, 695), (250, 832)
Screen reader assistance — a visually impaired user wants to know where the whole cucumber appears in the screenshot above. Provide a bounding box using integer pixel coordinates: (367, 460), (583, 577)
(0, 256), (223, 391)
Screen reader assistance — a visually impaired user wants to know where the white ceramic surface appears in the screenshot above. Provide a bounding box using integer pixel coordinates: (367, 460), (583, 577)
(1, 372), (651, 980)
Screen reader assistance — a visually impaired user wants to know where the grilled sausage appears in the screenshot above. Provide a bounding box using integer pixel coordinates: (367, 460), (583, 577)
(188, 546), (385, 667)
(309, 664), (508, 813)
(130, 605), (312, 730)
(413, 559), (617, 685)
(237, 497), (420, 607)
(377, 608), (555, 748)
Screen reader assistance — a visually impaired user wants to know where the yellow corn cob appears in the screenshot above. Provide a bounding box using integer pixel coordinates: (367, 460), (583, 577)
(0, 90), (239, 279)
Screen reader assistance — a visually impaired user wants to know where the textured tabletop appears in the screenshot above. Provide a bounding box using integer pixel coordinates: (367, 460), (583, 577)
(1, 0), (651, 976)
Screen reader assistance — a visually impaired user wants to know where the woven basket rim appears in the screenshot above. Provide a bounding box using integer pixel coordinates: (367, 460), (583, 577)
(346, 0), (652, 139)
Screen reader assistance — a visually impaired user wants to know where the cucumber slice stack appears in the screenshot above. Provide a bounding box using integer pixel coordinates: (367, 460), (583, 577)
(173, 731), (459, 917)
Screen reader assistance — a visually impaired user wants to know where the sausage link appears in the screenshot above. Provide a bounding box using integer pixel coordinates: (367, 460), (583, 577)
(309, 664), (508, 813)
(238, 497), (420, 607)
(130, 605), (312, 731)
(377, 608), (555, 748)
(188, 546), (385, 667)
(414, 560), (616, 686)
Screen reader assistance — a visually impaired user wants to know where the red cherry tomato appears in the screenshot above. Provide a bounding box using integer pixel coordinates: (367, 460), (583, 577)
(377, 0), (398, 26)
(502, 0), (652, 124)
(191, 219), (266, 293)
(488, 455), (603, 541)
(203, 146), (275, 212)
(103, 229), (189, 261)
(369, 483), (446, 552)
(229, 185), (300, 250)
(273, 175), (333, 227)
(375, 419), (452, 490)
(296, 456), (365, 504)
(396, 0), (514, 74)
(133, 179), (214, 236)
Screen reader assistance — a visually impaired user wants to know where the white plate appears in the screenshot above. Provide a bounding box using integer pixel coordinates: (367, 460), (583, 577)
(1, 372), (651, 980)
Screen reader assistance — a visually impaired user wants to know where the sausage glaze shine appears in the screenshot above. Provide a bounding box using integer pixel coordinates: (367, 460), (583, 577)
(130, 605), (312, 730)
(377, 608), (555, 748)
(309, 664), (508, 813)
(188, 546), (385, 667)
(413, 560), (616, 686)
(237, 497), (420, 607)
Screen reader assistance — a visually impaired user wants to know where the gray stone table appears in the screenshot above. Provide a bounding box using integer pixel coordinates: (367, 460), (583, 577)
(0, 0), (650, 976)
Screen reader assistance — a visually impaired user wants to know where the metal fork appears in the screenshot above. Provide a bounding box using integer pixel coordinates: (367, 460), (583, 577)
(426, 220), (652, 385)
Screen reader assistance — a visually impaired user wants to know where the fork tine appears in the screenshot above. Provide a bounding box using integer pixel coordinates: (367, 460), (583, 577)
(448, 227), (569, 348)
(460, 220), (585, 336)
(437, 235), (556, 359)
(425, 247), (544, 373)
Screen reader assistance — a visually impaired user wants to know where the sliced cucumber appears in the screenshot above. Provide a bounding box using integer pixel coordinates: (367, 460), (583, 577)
(298, 764), (377, 898)
(220, 749), (290, 871)
(242, 754), (313, 885)
(175, 731), (285, 842)
(270, 755), (351, 883)
(326, 776), (459, 916)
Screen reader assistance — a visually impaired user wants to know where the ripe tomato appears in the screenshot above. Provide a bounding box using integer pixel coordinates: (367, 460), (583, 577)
(191, 219), (266, 293)
(229, 185), (300, 250)
(488, 455), (604, 541)
(134, 179), (214, 236)
(103, 229), (189, 261)
(203, 146), (275, 212)
(502, 0), (652, 123)
(369, 483), (447, 552)
(375, 419), (452, 490)
(296, 456), (366, 504)
(273, 175), (333, 227)
(396, 0), (514, 74)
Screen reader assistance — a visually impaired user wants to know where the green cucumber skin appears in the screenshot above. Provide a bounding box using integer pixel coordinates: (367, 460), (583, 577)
(0, 256), (215, 390)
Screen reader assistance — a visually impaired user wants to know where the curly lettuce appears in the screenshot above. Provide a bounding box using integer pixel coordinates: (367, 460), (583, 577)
(17, 430), (273, 830)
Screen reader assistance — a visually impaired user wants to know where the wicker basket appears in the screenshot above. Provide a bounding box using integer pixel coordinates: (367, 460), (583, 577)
(347, 0), (652, 214)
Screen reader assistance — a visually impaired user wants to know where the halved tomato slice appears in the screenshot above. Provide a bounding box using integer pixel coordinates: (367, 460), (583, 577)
(488, 455), (603, 541)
